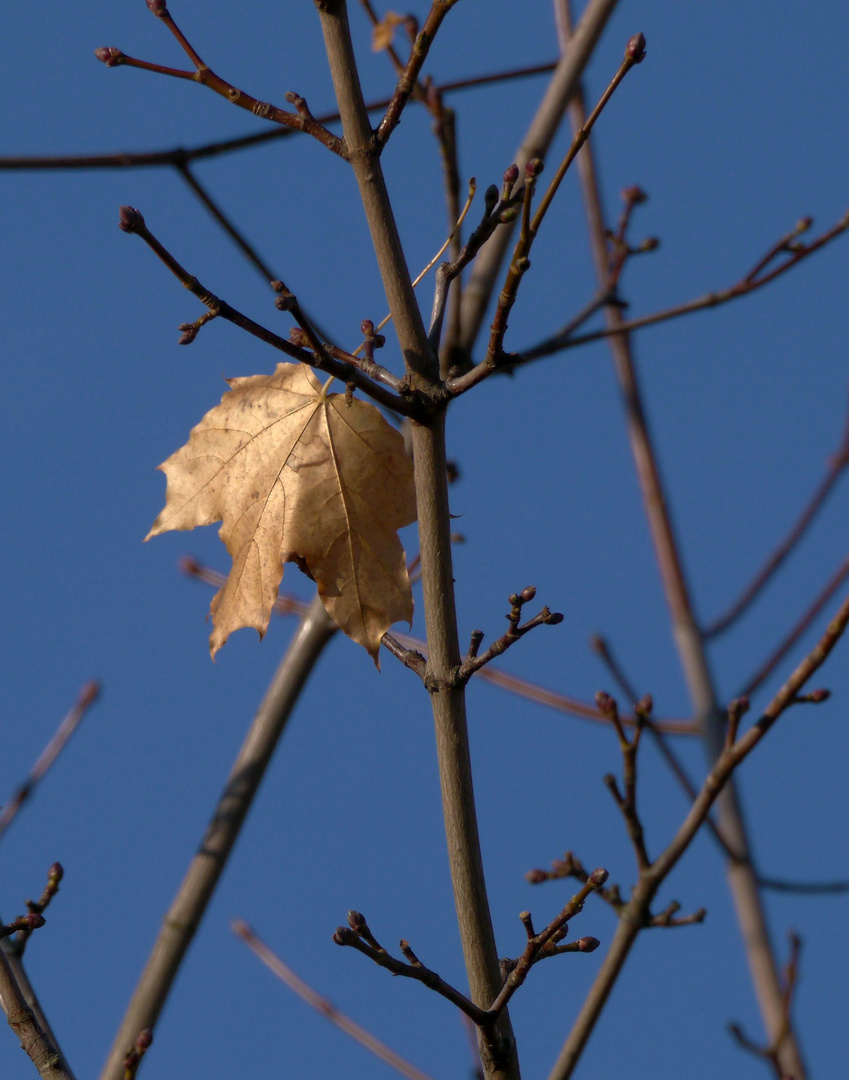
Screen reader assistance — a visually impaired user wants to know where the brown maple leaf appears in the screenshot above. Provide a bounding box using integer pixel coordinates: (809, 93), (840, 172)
(146, 363), (417, 663)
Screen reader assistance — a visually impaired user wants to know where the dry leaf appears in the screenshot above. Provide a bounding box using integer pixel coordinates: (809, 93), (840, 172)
(146, 363), (417, 663)
(372, 11), (404, 51)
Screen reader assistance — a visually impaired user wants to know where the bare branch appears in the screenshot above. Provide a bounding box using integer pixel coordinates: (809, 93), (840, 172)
(0, 683), (100, 844)
(117, 207), (416, 415)
(234, 921), (438, 1080)
(99, 595), (336, 1080)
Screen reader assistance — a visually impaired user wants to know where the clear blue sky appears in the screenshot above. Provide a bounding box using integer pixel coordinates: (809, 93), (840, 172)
(2, 3), (847, 1079)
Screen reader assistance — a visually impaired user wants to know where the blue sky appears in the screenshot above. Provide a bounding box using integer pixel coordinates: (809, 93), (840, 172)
(2, 3), (848, 1079)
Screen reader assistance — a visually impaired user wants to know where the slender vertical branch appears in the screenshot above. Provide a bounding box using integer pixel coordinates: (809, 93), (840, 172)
(314, 5), (519, 1077)
(557, 4), (806, 1077)
(99, 595), (336, 1080)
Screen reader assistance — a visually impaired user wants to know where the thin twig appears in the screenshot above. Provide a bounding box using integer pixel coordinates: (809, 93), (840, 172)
(449, 34), (646, 396)
(548, 590), (849, 1080)
(705, 400), (849, 635)
(738, 553), (849, 700)
(99, 594), (336, 1080)
(182, 556), (695, 733)
(117, 206), (416, 416)
(234, 921), (438, 1080)
(0, 62), (561, 173)
(333, 912), (490, 1028)
(456, 0), (622, 356)
(0, 682), (100, 843)
(96, 4), (345, 157)
(555, 5), (807, 1076)
(375, 0), (462, 148)
(520, 211), (849, 362)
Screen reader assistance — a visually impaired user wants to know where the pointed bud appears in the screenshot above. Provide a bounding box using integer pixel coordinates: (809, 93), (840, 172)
(503, 163), (520, 188)
(520, 586), (536, 602)
(625, 33), (646, 63)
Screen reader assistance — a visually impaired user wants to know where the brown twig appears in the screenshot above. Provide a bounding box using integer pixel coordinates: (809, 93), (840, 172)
(117, 206), (415, 415)
(456, 0), (622, 355)
(488, 871), (607, 1017)
(737, 553), (849, 700)
(333, 911), (490, 1028)
(375, 1), (462, 148)
(728, 932), (802, 1078)
(96, 4), (345, 157)
(548, 589), (849, 1080)
(181, 556), (696, 733)
(447, 33), (646, 396)
(455, 587), (563, 684)
(0, 62), (561, 173)
(233, 920), (438, 1080)
(548, 6), (807, 1076)
(520, 211), (849, 362)
(705, 399), (849, 637)
(597, 693), (651, 871)
(0, 682), (100, 844)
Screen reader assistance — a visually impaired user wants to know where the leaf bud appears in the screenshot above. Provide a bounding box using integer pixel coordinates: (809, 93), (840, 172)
(525, 157), (544, 179)
(95, 47), (125, 67)
(484, 184), (499, 215)
(347, 910), (367, 932)
(135, 1029), (153, 1052)
(403, 15), (419, 42)
(146, 0), (168, 15)
(594, 691), (616, 715)
(589, 867), (609, 888)
(499, 207), (519, 224)
(625, 32), (646, 63)
(48, 862), (64, 884)
(638, 237), (660, 252)
(545, 611), (564, 625)
(576, 936), (600, 952)
(118, 206), (145, 233)
(288, 327), (310, 348)
(520, 586), (536, 603)
(621, 185), (647, 205)
(24, 913), (46, 930)
(360, 319), (375, 337)
(332, 926), (357, 946)
(635, 694), (653, 717)
(525, 868), (548, 884)
(503, 163), (520, 188)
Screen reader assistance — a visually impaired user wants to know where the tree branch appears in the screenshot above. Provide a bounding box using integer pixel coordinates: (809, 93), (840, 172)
(99, 594), (336, 1080)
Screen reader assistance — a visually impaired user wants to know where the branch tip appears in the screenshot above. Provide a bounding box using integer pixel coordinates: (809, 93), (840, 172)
(118, 205), (145, 233)
(95, 46), (125, 66)
(625, 32), (647, 62)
